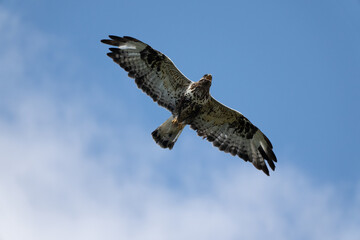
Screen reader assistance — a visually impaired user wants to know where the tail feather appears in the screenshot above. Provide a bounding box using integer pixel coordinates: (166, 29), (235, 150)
(152, 116), (184, 150)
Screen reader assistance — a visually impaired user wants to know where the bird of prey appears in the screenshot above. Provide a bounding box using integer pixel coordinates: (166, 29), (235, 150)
(101, 35), (277, 175)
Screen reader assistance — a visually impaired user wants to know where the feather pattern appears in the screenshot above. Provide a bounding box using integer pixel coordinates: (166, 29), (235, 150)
(101, 36), (192, 113)
(101, 35), (277, 175)
(190, 98), (277, 175)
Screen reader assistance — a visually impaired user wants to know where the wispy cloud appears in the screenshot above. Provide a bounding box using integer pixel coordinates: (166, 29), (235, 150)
(0, 5), (359, 240)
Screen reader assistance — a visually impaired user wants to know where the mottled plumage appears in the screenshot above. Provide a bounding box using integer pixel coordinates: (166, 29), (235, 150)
(101, 35), (277, 175)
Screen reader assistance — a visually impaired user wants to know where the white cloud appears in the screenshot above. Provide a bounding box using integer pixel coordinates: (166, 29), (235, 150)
(0, 5), (360, 240)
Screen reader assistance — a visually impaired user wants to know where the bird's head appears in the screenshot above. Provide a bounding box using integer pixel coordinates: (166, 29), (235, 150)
(198, 74), (212, 92)
(202, 74), (212, 82)
(200, 74), (212, 86)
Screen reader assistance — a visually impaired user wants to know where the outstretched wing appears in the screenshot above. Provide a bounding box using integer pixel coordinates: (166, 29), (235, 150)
(101, 35), (192, 113)
(190, 98), (277, 175)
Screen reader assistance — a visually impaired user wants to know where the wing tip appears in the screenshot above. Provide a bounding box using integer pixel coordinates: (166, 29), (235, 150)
(102, 35), (142, 44)
(109, 35), (124, 41)
(101, 38), (120, 46)
(101, 35), (136, 46)
(263, 166), (270, 176)
(258, 146), (276, 171)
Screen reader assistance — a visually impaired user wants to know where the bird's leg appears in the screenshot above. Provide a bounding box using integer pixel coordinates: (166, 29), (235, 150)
(171, 117), (178, 124)
(172, 116), (185, 130)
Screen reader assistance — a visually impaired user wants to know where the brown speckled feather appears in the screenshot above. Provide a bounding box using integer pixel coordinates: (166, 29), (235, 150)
(190, 98), (277, 175)
(101, 35), (192, 113)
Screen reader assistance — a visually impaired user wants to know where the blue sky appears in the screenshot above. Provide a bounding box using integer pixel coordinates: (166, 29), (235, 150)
(1, 0), (360, 239)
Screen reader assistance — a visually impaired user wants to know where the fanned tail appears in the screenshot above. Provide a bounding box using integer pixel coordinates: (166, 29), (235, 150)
(152, 116), (184, 150)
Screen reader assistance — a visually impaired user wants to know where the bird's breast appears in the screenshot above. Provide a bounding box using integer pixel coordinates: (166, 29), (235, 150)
(184, 83), (210, 104)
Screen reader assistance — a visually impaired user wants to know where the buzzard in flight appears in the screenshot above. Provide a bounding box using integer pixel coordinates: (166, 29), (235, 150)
(101, 36), (277, 175)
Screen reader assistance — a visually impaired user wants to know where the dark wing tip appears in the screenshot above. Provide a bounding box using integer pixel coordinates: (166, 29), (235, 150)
(268, 159), (276, 171)
(101, 35), (129, 46)
(102, 35), (142, 46)
(109, 35), (124, 41)
(263, 166), (270, 176)
(270, 150), (277, 162)
(101, 39), (120, 46)
(263, 133), (273, 149)
(109, 47), (119, 52)
(253, 156), (270, 176)
(106, 52), (115, 58)
(258, 146), (276, 171)
(109, 35), (142, 43)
